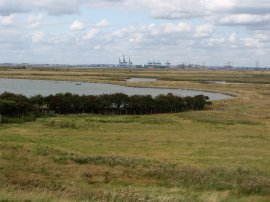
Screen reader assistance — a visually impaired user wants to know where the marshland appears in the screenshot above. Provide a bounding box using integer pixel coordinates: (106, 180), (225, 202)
(0, 68), (270, 201)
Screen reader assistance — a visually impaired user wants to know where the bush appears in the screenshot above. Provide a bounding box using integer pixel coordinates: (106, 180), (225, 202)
(0, 92), (212, 119)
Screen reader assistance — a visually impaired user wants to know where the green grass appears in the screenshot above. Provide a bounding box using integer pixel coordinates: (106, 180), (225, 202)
(1, 69), (270, 201)
(1, 112), (270, 201)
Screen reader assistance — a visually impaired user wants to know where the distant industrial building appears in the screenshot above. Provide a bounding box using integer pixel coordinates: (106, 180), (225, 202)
(145, 60), (171, 68)
(118, 55), (133, 68)
(147, 60), (161, 68)
(116, 56), (171, 68)
(165, 61), (171, 68)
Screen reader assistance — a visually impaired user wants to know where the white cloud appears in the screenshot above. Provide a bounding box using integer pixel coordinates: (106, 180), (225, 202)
(228, 32), (238, 48)
(194, 24), (214, 38)
(147, 24), (160, 36)
(0, 0), (82, 15)
(129, 33), (144, 43)
(28, 14), (43, 28)
(207, 37), (225, 46)
(32, 31), (45, 43)
(141, 22), (192, 37)
(229, 32), (237, 43)
(109, 26), (137, 38)
(1, 0), (270, 23)
(0, 15), (14, 25)
(0, 0), (270, 66)
(94, 45), (102, 50)
(163, 23), (191, 34)
(201, 0), (236, 12)
(83, 28), (99, 40)
(219, 14), (270, 25)
(70, 20), (84, 31)
(253, 32), (270, 42)
(140, 0), (205, 19)
(95, 19), (109, 28)
(242, 37), (261, 48)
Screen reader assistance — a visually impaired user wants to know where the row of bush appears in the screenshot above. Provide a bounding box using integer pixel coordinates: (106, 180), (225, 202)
(0, 92), (211, 116)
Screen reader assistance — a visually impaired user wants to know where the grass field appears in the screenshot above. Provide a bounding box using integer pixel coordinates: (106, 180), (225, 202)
(0, 68), (270, 201)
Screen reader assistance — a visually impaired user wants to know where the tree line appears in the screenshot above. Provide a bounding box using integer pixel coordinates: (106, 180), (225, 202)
(0, 92), (212, 116)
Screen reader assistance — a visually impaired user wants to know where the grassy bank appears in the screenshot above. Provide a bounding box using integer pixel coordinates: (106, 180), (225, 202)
(0, 68), (270, 201)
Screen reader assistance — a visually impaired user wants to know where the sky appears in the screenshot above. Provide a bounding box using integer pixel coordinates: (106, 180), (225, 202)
(0, 0), (270, 67)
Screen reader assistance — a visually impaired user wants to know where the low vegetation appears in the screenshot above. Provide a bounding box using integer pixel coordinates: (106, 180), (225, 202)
(0, 68), (270, 201)
(0, 112), (269, 201)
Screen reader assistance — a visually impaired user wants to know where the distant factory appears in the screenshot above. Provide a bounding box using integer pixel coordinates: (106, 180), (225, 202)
(118, 55), (133, 68)
(145, 60), (171, 68)
(117, 55), (171, 68)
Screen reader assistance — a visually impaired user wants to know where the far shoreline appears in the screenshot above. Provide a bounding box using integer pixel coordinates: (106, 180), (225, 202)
(0, 77), (233, 100)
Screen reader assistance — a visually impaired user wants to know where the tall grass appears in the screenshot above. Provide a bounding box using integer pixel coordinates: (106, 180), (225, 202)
(52, 152), (270, 195)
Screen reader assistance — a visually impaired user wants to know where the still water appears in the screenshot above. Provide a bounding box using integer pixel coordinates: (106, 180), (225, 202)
(0, 78), (231, 100)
